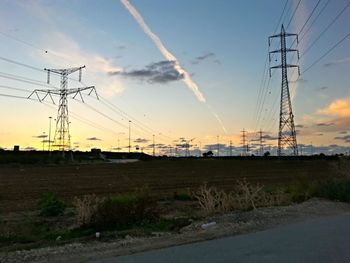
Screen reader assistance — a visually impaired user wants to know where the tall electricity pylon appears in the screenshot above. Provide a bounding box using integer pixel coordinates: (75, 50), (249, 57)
(269, 25), (299, 156)
(28, 66), (98, 155)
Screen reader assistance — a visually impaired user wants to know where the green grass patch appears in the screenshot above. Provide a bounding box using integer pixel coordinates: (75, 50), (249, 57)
(173, 191), (193, 201)
(316, 180), (350, 202)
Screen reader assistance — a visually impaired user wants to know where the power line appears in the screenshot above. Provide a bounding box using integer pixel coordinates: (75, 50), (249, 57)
(0, 31), (47, 53)
(0, 55), (81, 84)
(302, 30), (350, 74)
(285, 0), (303, 30)
(0, 92), (34, 100)
(301, 1), (350, 58)
(297, 0), (322, 37)
(98, 96), (174, 143)
(0, 84), (32, 93)
(261, 0), (330, 135)
(299, 0), (331, 43)
(0, 71), (58, 89)
(252, 0), (291, 131)
(273, 0), (290, 34)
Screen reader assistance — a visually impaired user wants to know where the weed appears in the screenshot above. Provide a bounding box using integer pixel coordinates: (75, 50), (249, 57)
(316, 180), (350, 202)
(173, 190), (193, 201)
(193, 179), (290, 215)
(73, 194), (103, 227)
(39, 193), (66, 217)
(73, 190), (159, 230)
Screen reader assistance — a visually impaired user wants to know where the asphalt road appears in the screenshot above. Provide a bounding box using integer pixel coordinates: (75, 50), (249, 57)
(90, 213), (350, 263)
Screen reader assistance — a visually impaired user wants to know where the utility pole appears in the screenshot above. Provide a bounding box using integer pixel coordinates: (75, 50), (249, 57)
(42, 131), (46, 151)
(241, 129), (247, 156)
(48, 116), (52, 154)
(310, 141), (313, 156)
(128, 120), (131, 153)
(217, 135), (220, 157)
(269, 25), (299, 156)
(28, 66), (97, 157)
(152, 134), (155, 157)
(259, 129), (264, 156)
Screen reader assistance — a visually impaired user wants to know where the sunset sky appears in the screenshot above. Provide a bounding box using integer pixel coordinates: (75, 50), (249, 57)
(0, 0), (350, 155)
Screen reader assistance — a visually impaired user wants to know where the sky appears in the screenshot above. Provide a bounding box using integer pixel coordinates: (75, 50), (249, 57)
(0, 0), (350, 156)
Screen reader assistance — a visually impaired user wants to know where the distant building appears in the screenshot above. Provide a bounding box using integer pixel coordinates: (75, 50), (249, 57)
(91, 148), (101, 153)
(13, 145), (20, 152)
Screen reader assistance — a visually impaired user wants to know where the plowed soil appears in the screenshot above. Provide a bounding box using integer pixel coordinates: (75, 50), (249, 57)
(0, 159), (336, 213)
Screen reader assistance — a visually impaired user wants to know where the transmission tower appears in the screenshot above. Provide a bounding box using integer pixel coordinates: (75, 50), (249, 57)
(28, 66), (98, 155)
(269, 24), (299, 156)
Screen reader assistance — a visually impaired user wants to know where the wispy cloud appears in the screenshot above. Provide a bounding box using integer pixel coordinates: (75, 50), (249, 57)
(316, 122), (334, 127)
(33, 134), (48, 138)
(324, 57), (350, 67)
(191, 52), (216, 65)
(86, 137), (101, 141)
(334, 135), (350, 143)
(134, 138), (149, 143)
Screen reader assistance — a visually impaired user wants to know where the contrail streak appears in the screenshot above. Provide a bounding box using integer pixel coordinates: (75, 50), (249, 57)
(206, 104), (228, 134)
(120, 0), (228, 134)
(120, 0), (206, 103)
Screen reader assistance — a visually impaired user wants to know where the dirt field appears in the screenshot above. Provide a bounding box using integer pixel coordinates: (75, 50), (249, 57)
(0, 158), (338, 213)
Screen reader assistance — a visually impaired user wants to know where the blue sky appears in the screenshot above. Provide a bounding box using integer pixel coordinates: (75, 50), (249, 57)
(0, 0), (350, 155)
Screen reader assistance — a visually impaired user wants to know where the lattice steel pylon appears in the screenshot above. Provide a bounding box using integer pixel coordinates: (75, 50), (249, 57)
(28, 66), (98, 155)
(269, 25), (300, 156)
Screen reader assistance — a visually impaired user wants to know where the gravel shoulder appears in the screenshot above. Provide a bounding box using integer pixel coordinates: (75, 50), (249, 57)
(2, 198), (350, 263)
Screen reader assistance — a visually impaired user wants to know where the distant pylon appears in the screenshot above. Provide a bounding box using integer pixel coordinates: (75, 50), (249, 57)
(29, 66), (98, 155)
(269, 25), (299, 156)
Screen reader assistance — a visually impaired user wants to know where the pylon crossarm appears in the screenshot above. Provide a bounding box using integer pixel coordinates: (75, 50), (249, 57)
(88, 87), (99, 100)
(41, 91), (56, 104)
(28, 89), (57, 104)
(284, 33), (298, 38)
(68, 86), (97, 102)
(72, 89), (85, 102)
(28, 90), (44, 102)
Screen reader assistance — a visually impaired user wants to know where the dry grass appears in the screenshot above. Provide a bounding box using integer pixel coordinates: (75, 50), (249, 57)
(73, 194), (103, 227)
(193, 179), (289, 215)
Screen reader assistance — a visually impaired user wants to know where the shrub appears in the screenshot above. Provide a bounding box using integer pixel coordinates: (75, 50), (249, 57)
(74, 190), (159, 230)
(286, 179), (319, 203)
(316, 180), (350, 202)
(173, 190), (193, 201)
(39, 193), (66, 217)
